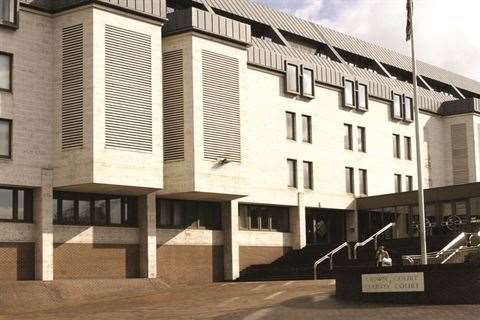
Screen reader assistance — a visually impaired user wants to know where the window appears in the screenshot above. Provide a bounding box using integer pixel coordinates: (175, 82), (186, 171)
(404, 136), (412, 160)
(0, 187), (33, 222)
(359, 169), (368, 195)
(0, 0), (15, 25)
(392, 93), (403, 120)
(404, 96), (413, 122)
(0, 119), (11, 158)
(238, 204), (289, 232)
(53, 192), (137, 226)
(286, 112), (296, 140)
(357, 83), (368, 111)
(357, 126), (366, 152)
(393, 134), (400, 158)
(344, 124), (352, 150)
(302, 115), (312, 143)
(0, 52), (12, 91)
(343, 79), (355, 107)
(394, 174), (402, 193)
(406, 175), (413, 191)
(303, 161), (313, 190)
(301, 66), (315, 98)
(285, 63), (300, 94)
(287, 159), (297, 188)
(156, 199), (221, 230)
(345, 167), (354, 194)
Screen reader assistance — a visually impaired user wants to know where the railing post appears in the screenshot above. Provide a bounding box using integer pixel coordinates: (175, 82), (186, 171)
(374, 235), (378, 250)
(329, 255), (333, 270)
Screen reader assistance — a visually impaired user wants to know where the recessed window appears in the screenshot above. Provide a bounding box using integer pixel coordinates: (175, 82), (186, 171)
(285, 63), (300, 94)
(393, 134), (401, 158)
(0, 0), (15, 25)
(0, 53), (12, 91)
(344, 124), (352, 150)
(359, 169), (368, 195)
(404, 136), (412, 160)
(357, 126), (366, 152)
(345, 167), (354, 194)
(0, 119), (11, 158)
(53, 192), (137, 226)
(156, 199), (221, 230)
(394, 174), (402, 193)
(343, 79), (355, 108)
(287, 159), (297, 188)
(406, 175), (413, 191)
(302, 115), (312, 143)
(239, 204), (289, 232)
(0, 187), (33, 222)
(286, 112), (296, 140)
(404, 96), (413, 122)
(357, 83), (368, 111)
(303, 161), (313, 190)
(392, 93), (403, 120)
(301, 66), (315, 98)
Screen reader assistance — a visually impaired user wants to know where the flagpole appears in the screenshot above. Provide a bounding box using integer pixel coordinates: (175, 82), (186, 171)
(409, 0), (428, 265)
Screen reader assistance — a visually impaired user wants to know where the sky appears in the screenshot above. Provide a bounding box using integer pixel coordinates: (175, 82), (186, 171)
(254, 0), (480, 82)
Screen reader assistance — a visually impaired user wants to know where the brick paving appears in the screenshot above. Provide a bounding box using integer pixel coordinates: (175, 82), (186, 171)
(1, 280), (479, 320)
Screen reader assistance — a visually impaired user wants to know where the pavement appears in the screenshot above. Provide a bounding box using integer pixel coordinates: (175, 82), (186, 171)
(1, 280), (479, 320)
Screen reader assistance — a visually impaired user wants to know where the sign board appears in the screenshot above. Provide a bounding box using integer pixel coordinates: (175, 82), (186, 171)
(362, 272), (424, 293)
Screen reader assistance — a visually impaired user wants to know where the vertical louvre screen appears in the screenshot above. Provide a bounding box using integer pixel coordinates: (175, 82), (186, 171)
(105, 25), (152, 152)
(163, 50), (184, 161)
(62, 24), (84, 150)
(202, 50), (241, 162)
(451, 123), (469, 184)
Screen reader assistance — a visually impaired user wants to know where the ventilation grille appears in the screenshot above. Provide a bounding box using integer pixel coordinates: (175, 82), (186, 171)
(62, 24), (84, 150)
(451, 123), (469, 184)
(105, 25), (152, 152)
(163, 50), (184, 161)
(202, 50), (241, 162)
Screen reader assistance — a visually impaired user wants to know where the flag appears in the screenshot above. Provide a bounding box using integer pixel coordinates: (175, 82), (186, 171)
(406, 0), (412, 41)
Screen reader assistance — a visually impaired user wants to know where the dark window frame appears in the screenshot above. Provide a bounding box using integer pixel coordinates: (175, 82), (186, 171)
(391, 92), (414, 123)
(303, 161), (313, 190)
(404, 136), (412, 160)
(239, 204), (290, 233)
(345, 167), (354, 194)
(359, 168), (368, 196)
(287, 158), (297, 188)
(0, 118), (12, 159)
(343, 78), (356, 109)
(0, 186), (33, 223)
(285, 61), (300, 95)
(343, 78), (369, 111)
(356, 82), (369, 111)
(357, 126), (366, 152)
(393, 134), (401, 158)
(156, 199), (222, 230)
(302, 114), (312, 143)
(0, 51), (13, 92)
(286, 111), (296, 141)
(344, 123), (353, 150)
(300, 65), (315, 98)
(0, 0), (18, 30)
(391, 92), (403, 120)
(53, 192), (137, 227)
(406, 175), (413, 191)
(394, 174), (402, 193)
(403, 95), (414, 122)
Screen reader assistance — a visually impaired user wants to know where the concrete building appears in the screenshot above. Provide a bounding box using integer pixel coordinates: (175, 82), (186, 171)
(0, 0), (480, 283)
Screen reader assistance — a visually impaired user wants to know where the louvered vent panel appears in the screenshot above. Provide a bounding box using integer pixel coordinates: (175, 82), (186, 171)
(451, 123), (469, 184)
(163, 50), (184, 161)
(105, 25), (152, 152)
(202, 50), (241, 162)
(62, 24), (84, 150)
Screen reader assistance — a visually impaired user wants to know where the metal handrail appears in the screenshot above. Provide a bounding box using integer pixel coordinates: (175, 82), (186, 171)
(313, 242), (350, 280)
(434, 232), (466, 258)
(402, 232), (468, 264)
(353, 223), (395, 259)
(402, 244), (480, 265)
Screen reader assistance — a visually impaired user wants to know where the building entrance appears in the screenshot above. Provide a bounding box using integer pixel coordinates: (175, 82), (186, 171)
(306, 209), (347, 245)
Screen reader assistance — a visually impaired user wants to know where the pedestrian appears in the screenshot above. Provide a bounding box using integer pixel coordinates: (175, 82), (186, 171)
(376, 246), (392, 267)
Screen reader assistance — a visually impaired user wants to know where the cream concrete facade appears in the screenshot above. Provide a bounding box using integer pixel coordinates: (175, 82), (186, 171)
(1, 1), (480, 282)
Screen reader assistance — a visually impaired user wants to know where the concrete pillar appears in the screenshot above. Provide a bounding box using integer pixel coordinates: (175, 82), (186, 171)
(223, 200), (239, 281)
(34, 169), (54, 281)
(346, 210), (359, 242)
(290, 192), (306, 250)
(138, 192), (157, 278)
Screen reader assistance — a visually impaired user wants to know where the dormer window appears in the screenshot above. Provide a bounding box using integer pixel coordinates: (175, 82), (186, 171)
(391, 92), (414, 123)
(285, 62), (315, 98)
(343, 78), (368, 111)
(0, 0), (16, 26)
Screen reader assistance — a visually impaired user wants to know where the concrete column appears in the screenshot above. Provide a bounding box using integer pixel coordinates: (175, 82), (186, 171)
(223, 200), (239, 281)
(138, 192), (157, 278)
(34, 169), (54, 281)
(346, 210), (359, 242)
(290, 192), (306, 250)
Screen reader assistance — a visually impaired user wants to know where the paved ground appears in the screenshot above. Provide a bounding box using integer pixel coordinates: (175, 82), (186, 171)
(2, 280), (480, 320)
